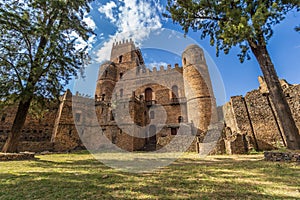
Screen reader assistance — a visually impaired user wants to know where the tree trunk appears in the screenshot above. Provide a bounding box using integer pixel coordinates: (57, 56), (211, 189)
(2, 98), (32, 153)
(249, 43), (300, 150)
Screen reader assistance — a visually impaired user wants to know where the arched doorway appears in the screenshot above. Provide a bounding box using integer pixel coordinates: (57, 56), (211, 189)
(148, 125), (157, 145)
(145, 88), (153, 102)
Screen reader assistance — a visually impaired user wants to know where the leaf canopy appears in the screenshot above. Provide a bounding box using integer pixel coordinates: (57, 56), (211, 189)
(0, 0), (95, 104)
(165, 0), (300, 62)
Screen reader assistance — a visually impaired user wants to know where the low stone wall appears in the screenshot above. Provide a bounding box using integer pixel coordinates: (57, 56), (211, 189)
(0, 152), (35, 161)
(264, 151), (300, 162)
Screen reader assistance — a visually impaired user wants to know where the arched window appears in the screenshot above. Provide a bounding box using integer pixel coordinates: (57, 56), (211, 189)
(110, 110), (115, 121)
(183, 58), (186, 65)
(178, 116), (183, 123)
(119, 72), (123, 79)
(172, 85), (179, 99)
(101, 94), (105, 101)
(119, 55), (123, 63)
(145, 88), (153, 102)
(75, 113), (81, 122)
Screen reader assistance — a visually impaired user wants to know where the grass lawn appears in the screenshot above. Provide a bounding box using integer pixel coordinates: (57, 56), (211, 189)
(0, 151), (299, 199)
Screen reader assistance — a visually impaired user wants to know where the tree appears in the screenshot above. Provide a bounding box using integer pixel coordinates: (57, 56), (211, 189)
(165, 0), (300, 149)
(0, 0), (94, 153)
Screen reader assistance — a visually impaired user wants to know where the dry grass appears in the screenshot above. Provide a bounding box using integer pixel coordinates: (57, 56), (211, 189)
(0, 151), (299, 199)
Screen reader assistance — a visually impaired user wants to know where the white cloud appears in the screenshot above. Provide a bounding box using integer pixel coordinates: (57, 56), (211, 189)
(95, 0), (164, 62)
(98, 1), (117, 22)
(147, 62), (169, 70)
(69, 31), (96, 51)
(83, 16), (96, 30)
(69, 15), (96, 51)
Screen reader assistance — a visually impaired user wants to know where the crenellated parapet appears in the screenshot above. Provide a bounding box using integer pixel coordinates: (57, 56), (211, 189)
(135, 63), (183, 77)
(112, 38), (134, 47)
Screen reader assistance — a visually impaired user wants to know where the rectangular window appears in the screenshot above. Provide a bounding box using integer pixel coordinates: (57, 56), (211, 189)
(75, 113), (81, 122)
(171, 128), (178, 135)
(1, 114), (7, 122)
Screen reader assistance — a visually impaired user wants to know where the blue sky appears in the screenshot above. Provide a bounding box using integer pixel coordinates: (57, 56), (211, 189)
(71, 0), (300, 106)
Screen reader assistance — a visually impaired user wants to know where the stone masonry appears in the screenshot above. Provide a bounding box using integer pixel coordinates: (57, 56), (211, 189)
(221, 77), (300, 154)
(0, 40), (300, 154)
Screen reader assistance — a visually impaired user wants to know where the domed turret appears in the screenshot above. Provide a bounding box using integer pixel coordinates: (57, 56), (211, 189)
(182, 44), (217, 132)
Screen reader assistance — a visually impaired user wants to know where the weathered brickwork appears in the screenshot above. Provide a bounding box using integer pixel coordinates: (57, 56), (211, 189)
(0, 152), (35, 161)
(0, 102), (57, 152)
(1, 40), (299, 154)
(92, 41), (216, 152)
(264, 151), (300, 162)
(222, 77), (300, 153)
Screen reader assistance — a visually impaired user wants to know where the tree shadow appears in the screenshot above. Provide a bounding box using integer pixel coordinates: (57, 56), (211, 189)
(0, 152), (299, 199)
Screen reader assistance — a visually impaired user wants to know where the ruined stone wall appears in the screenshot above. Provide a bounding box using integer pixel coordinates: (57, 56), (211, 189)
(285, 84), (300, 131)
(223, 78), (300, 154)
(0, 102), (57, 152)
(244, 90), (284, 150)
(52, 91), (83, 152)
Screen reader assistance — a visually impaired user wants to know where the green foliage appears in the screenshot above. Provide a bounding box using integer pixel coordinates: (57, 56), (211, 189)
(0, 0), (94, 105)
(165, 0), (300, 62)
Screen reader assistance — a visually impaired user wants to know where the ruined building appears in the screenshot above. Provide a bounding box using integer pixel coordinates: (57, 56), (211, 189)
(0, 40), (299, 153)
(221, 77), (300, 154)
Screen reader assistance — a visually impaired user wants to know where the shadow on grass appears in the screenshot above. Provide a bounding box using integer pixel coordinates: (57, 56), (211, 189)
(0, 152), (299, 199)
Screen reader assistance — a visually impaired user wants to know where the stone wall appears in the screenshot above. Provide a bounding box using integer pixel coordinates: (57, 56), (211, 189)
(222, 77), (300, 154)
(264, 151), (300, 162)
(0, 101), (58, 152)
(0, 152), (35, 161)
(3, 40), (299, 155)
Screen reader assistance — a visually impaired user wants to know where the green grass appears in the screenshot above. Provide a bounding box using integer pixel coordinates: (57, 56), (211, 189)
(0, 151), (299, 199)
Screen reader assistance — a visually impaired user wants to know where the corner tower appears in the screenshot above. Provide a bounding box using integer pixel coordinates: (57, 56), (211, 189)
(95, 61), (118, 101)
(110, 39), (145, 73)
(182, 44), (217, 133)
(95, 39), (146, 100)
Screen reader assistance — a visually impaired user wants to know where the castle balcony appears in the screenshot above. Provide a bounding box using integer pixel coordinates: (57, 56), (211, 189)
(146, 100), (157, 107)
(170, 97), (187, 105)
(95, 97), (113, 106)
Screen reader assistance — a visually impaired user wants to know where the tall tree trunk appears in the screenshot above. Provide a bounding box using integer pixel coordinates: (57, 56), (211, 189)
(249, 43), (300, 150)
(2, 97), (32, 153)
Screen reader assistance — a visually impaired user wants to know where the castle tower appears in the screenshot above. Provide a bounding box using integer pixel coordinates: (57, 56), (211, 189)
(182, 44), (218, 133)
(95, 40), (146, 101)
(95, 61), (118, 101)
(110, 39), (145, 73)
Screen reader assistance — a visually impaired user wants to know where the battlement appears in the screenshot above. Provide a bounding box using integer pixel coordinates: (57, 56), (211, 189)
(110, 39), (137, 62)
(139, 63), (183, 75)
(112, 38), (135, 48)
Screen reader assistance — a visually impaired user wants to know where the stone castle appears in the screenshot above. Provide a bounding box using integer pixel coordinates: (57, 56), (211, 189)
(0, 40), (299, 153)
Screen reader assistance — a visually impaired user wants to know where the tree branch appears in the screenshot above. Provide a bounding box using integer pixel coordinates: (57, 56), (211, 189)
(0, 57), (24, 89)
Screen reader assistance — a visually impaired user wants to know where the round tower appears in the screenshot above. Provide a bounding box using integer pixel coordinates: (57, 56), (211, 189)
(95, 61), (117, 101)
(182, 44), (217, 133)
